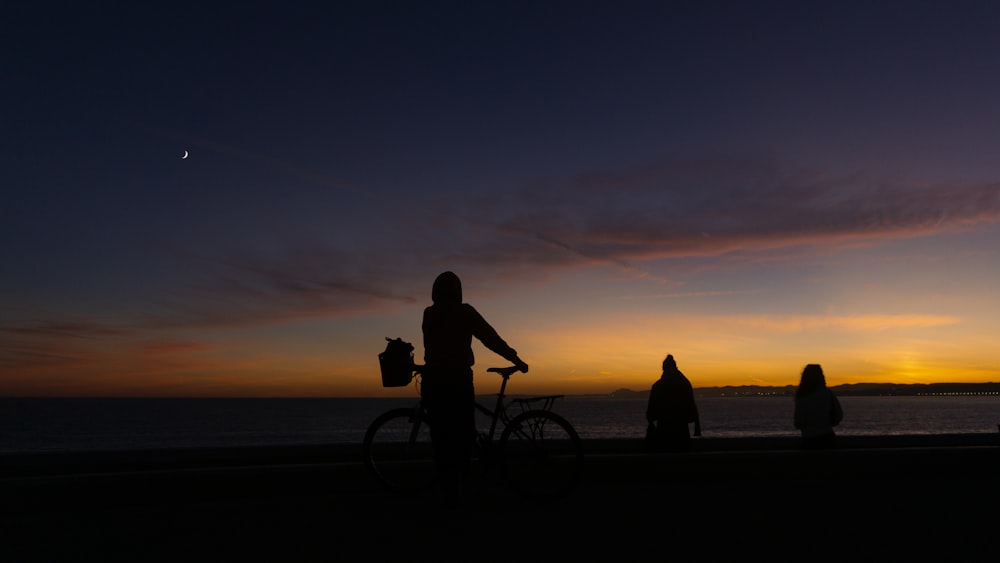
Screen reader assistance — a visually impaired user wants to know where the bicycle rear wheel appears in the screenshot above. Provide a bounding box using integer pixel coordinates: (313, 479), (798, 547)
(498, 409), (584, 502)
(362, 407), (436, 496)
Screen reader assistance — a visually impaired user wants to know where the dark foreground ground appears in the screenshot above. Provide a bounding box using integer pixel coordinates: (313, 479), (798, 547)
(3, 434), (999, 562)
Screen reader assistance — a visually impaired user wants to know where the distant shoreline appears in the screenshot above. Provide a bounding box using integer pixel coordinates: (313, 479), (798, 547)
(610, 381), (1000, 398)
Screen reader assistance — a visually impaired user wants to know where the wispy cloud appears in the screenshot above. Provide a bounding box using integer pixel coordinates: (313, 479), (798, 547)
(137, 154), (999, 329)
(0, 344), (89, 370)
(0, 321), (128, 339)
(619, 289), (764, 300)
(137, 339), (214, 356)
(707, 313), (961, 332)
(15, 154), (990, 335)
(137, 244), (421, 329)
(500, 156), (1000, 263)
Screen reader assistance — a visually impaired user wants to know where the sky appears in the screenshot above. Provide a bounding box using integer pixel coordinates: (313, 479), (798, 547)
(3, 1), (1000, 397)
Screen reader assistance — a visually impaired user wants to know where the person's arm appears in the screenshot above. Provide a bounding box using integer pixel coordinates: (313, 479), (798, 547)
(686, 381), (702, 436)
(830, 391), (843, 426)
(646, 384), (659, 425)
(691, 395), (702, 436)
(467, 305), (528, 371)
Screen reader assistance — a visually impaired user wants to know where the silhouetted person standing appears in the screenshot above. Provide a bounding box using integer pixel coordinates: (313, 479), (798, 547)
(645, 354), (701, 452)
(793, 363), (843, 449)
(421, 271), (528, 506)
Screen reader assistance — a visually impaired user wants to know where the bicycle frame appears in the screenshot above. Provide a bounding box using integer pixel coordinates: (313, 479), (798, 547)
(475, 368), (515, 448)
(364, 363), (582, 501)
(414, 365), (564, 454)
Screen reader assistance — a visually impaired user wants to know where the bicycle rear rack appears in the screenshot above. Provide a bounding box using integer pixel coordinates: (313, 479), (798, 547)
(509, 394), (564, 414)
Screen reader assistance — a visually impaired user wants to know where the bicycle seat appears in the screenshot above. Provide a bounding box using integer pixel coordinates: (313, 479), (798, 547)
(487, 366), (521, 378)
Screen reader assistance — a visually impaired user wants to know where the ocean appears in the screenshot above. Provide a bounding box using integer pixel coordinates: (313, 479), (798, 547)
(1, 395), (997, 454)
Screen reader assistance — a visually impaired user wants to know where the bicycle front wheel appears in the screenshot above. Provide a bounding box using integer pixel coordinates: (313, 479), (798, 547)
(498, 410), (584, 502)
(362, 407), (436, 496)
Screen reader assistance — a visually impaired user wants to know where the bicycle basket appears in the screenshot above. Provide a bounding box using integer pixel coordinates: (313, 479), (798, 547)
(378, 337), (415, 387)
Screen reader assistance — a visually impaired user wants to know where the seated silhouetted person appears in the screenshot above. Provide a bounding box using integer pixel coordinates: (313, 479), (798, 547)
(645, 354), (701, 452)
(793, 363), (843, 449)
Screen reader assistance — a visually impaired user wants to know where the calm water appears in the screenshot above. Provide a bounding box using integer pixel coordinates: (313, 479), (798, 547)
(1, 395), (997, 454)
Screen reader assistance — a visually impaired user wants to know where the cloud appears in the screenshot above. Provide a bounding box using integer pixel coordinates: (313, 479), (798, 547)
(707, 313), (961, 332)
(499, 155), (1000, 264)
(139, 154), (999, 329)
(0, 344), (89, 370)
(620, 289), (764, 300)
(17, 153), (990, 335)
(0, 321), (128, 339)
(138, 339), (214, 356)
(134, 242), (423, 329)
(0, 319), (222, 384)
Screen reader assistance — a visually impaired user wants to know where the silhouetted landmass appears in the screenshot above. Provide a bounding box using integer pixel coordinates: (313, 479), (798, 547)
(608, 381), (1000, 398)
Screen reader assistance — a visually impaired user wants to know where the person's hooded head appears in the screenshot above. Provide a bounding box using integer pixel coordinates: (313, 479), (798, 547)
(431, 271), (463, 306)
(662, 354), (677, 372)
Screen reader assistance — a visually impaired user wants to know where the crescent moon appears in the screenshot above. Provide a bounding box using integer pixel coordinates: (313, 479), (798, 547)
(182, 150), (189, 159)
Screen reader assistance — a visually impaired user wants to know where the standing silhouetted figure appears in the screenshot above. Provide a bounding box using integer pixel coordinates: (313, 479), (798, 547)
(793, 363), (843, 449)
(421, 271), (528, 506)
(645, 354), (701, 452)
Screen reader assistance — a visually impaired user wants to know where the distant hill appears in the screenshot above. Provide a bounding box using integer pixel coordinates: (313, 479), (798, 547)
(608, 382), (1000, 398)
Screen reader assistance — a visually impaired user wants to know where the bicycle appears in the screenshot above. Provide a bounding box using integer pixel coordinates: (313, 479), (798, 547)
(362, 363), (584, 502)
